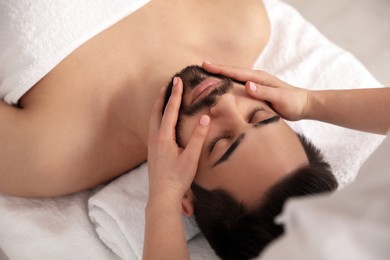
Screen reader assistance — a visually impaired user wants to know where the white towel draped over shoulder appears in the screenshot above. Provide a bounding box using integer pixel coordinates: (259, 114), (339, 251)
(0, 0), (150, 105)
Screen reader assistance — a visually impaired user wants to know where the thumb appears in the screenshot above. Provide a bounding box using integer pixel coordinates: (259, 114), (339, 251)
(245, 81), (280, 103)
(182, 115), (210, 163)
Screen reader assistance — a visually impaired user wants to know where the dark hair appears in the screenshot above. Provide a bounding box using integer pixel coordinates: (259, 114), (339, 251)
(191, 134), (338, 260)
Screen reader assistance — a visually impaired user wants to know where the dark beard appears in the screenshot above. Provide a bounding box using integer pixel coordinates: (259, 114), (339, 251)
(162, 65), (235, 147)
(163, 65), (228, 111)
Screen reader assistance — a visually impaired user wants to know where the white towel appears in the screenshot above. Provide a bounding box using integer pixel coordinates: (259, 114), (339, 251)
(0, 0), (150, 105)
(0, 190), (118, 260)
(88, 163), (200, 260)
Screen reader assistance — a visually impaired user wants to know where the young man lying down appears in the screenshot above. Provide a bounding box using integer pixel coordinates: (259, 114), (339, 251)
(0, 0), (272, 197)
(143, 63), (390, 260)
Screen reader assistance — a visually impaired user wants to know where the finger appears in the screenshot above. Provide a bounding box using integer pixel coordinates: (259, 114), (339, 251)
(160, 77), (183, 137)
(245, 81), (281, 103)
(202, 62), (257, 81)
(149, 85), (168, 135)
(202, 62), (268, 84)
(182, 115), (210, 164)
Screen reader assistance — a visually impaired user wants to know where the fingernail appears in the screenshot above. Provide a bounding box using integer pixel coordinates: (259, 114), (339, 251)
(173, 77), (178, 86)
(199, 115), (210, 127)
(203, 61), (212, 65)
(249, 82), (257, 92)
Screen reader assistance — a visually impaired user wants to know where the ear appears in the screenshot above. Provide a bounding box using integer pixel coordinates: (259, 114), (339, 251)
(181, 189), (195, 217)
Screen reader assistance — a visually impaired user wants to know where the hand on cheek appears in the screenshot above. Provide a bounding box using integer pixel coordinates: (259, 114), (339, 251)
(147, 77), (211, 203)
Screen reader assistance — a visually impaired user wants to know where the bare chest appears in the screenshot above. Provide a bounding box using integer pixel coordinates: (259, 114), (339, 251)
(19, 0), (270, 175)
(121, 0), (270, 76)
(94, 0), (271, 120)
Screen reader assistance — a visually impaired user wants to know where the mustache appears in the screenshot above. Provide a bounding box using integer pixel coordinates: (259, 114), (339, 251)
(181, 78), (233, 116)
(174, 78), (233, 148)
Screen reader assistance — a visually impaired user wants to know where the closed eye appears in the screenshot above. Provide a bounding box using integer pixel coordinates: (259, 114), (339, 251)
(208, 107), (265, 154)
(248, 107), (265, 123)
(208, 132), (231, 154)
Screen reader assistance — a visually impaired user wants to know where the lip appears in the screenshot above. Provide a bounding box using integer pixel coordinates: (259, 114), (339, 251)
(191, 78), (221, 104)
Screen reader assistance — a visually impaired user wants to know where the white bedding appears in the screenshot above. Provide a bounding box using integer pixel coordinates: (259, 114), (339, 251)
(0, 0), (385, 259)
(88, 163), (201, 260)
(0, 0), (151, 105)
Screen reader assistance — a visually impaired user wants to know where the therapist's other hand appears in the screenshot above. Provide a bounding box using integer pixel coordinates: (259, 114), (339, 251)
(203, 62), (310, 121)
(147, 77), (210, 201)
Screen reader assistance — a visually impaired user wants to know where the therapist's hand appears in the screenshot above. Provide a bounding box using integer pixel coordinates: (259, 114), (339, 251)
(147, 77), (210, 202)
(203, 62), (310, 121)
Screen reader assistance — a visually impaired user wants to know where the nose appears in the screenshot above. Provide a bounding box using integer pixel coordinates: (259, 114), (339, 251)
(209, 93), (246, 128)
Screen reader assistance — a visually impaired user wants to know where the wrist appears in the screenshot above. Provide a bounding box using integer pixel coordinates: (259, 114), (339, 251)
(302, 90), (319, 120)
(146, 189), (183, 213)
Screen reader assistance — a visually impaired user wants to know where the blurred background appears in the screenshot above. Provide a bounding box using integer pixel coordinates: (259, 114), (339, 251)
(284, 0), (390, 86)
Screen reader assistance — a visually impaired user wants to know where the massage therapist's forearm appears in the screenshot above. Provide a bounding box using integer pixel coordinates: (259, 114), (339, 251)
(143, 195), (190, 260)
(305, 88), (390, 135)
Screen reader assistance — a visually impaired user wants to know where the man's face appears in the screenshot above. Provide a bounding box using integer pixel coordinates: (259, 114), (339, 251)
(164, 66), (308, 206)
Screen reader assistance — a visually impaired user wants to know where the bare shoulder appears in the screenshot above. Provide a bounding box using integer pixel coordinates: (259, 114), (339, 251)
(2, 32), (145, 196)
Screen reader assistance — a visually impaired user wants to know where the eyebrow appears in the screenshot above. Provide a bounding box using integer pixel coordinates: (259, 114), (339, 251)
(211, 115), (281, 168)
(211, 133), (245, 168)
(253, 115), (280, 128)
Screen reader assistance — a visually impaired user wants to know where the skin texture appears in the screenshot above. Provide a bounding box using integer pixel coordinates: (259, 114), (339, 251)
(0, 0), (271, 197)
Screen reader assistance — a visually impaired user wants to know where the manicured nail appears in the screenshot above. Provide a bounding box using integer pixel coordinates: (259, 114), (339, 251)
(199, 115), (210, 127)
(173, 77), (178, 86)
(249, 82), (257, 92)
